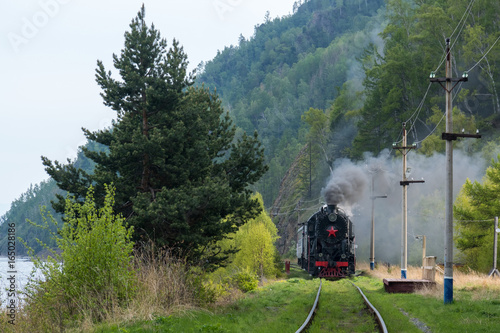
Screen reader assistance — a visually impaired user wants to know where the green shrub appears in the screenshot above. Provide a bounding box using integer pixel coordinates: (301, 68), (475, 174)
(22, 185), (136, 329)
(232, 268), (258, 292)
(189, 271), (219, 305)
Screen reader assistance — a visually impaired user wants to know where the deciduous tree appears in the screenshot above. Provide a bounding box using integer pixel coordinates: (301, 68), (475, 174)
(454, 156), (500, 272)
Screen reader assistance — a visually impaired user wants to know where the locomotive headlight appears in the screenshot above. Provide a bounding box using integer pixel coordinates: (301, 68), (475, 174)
(319, 253), (323, 257)
(328, 213), (337, 222)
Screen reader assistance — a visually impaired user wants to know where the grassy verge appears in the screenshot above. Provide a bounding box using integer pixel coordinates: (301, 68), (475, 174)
(355, 263), (500, 333)
(8, 260), (500, 332)
(93, 263), (500, 333)
(95, 266), (318, 332)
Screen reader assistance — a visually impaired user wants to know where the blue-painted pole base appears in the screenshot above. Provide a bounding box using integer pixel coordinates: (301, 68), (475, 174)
(401, 269), (407, 279)
(370, 262), (374, 270)
(444, 277), (453, 304)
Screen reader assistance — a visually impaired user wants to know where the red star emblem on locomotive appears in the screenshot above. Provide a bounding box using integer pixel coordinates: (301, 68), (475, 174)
(327, 226), (338, 237)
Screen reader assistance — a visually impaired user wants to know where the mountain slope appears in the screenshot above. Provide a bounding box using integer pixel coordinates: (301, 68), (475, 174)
(197, 0), (386, 206)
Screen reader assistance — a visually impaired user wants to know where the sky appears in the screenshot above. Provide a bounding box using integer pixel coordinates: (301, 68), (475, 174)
(0, 0), (297, 217)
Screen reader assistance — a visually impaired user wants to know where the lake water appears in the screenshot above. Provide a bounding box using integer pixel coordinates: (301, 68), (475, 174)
(0, 257), (36, 307)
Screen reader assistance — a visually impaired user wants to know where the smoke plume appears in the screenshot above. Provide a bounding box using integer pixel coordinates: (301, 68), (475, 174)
(322, 161), (369, 207)
(318, 149), (488, 266)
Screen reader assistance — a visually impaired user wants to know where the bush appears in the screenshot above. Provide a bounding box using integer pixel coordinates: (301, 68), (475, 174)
(22, 185), (136, 329)
(232, 268), (259, 292)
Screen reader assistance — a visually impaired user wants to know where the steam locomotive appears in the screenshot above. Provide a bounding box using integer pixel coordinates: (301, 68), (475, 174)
(297, 204), (356, 278)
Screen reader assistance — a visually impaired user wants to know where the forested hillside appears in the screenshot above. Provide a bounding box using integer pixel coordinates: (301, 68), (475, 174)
(0, 181), (60, 256)
(197, 0), (386, 205)
(0, 142), (103, 255)
(198, 0), (500, 267)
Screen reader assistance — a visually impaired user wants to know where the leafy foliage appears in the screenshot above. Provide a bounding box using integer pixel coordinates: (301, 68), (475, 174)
(354, 0), (500, 159)
(21, 185), (135, 328)
(41, 6), (267, 268)
(454, 157), (500, 272)
(197, 0), (386, 205)
(207, 193), (280, 294)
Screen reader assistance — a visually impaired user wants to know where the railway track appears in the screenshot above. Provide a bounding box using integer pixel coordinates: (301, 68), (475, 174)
(295, 277), (388, 333)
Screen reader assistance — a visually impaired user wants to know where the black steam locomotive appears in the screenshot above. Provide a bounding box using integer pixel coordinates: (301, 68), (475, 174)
(297, 204), (356, 278)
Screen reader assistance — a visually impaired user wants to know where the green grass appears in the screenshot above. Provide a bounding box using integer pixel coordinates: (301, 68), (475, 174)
(307, 279), (379, 333)
(94, 268), (500, 333)
(95, 267), (319, 333)
(352, 275), (500, 333)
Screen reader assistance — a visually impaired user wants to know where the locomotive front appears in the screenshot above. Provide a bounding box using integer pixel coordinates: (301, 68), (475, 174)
(298, 204), (355, 278)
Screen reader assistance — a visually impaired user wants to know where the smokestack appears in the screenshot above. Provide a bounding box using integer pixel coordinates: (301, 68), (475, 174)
(327, 204), (337, 214)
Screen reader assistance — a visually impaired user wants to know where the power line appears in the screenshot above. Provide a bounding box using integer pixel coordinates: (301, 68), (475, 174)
(449, 0), (476, 40)
(405, 82), (433, 136)
(455, 219), (495, 223)
(406, 83), (432, 123)
(434, 0), (477, 73)
(267, 201), (302, 211)
(268, 202), (323, 217)
(393, 0), (478, 147)
(467, 34), (500, 73)
(413, 112), (445, 145)
(267, 196), (322, 212)
(300, 196), (322, 203)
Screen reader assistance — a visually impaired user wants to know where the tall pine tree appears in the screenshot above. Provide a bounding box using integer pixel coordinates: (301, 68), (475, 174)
(42, 6), (267, 268)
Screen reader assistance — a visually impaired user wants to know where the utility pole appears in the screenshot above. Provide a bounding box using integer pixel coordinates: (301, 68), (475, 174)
(416, 235), (426, 268)
(430, 38), (479, 303)
(369, 168), (387, 270)
(489, 217), (500, 278)
(393, 123), (424, 279)
(309, 141), (312, 198)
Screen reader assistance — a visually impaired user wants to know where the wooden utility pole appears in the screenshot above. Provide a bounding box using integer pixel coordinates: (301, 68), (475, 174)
(369, 168), (387, 271)
(489, 217), (500, 278)
(393, 123), (423, 279)
(416, 235), (426, 268)
(309, 141), (312, 198)
(430, 38), (478, 303)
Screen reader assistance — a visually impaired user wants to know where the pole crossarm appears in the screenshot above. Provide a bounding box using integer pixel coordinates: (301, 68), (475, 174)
(430, 77), (468, 93)
(400, 180), (425, 186)
(392, 145), (417, 156)
(370, 195), (388, 200)
(442, 133), (481, 141)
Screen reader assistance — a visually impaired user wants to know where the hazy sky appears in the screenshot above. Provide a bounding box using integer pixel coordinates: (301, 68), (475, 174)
(0, 0), (297, 216)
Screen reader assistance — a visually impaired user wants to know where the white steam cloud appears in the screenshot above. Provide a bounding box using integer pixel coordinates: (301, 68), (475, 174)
(320, 149), (488, 266)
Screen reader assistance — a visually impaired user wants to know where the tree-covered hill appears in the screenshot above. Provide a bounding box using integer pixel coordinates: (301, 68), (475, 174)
(197, 0), (386, 206)
(199, 0), (500, 263)
(0, 180), (60, 256)
(0, 141), (103, 256)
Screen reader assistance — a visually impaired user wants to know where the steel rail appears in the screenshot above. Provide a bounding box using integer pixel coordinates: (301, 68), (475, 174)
(351, 282), (388, 333)
(295, 278), (322, 333)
